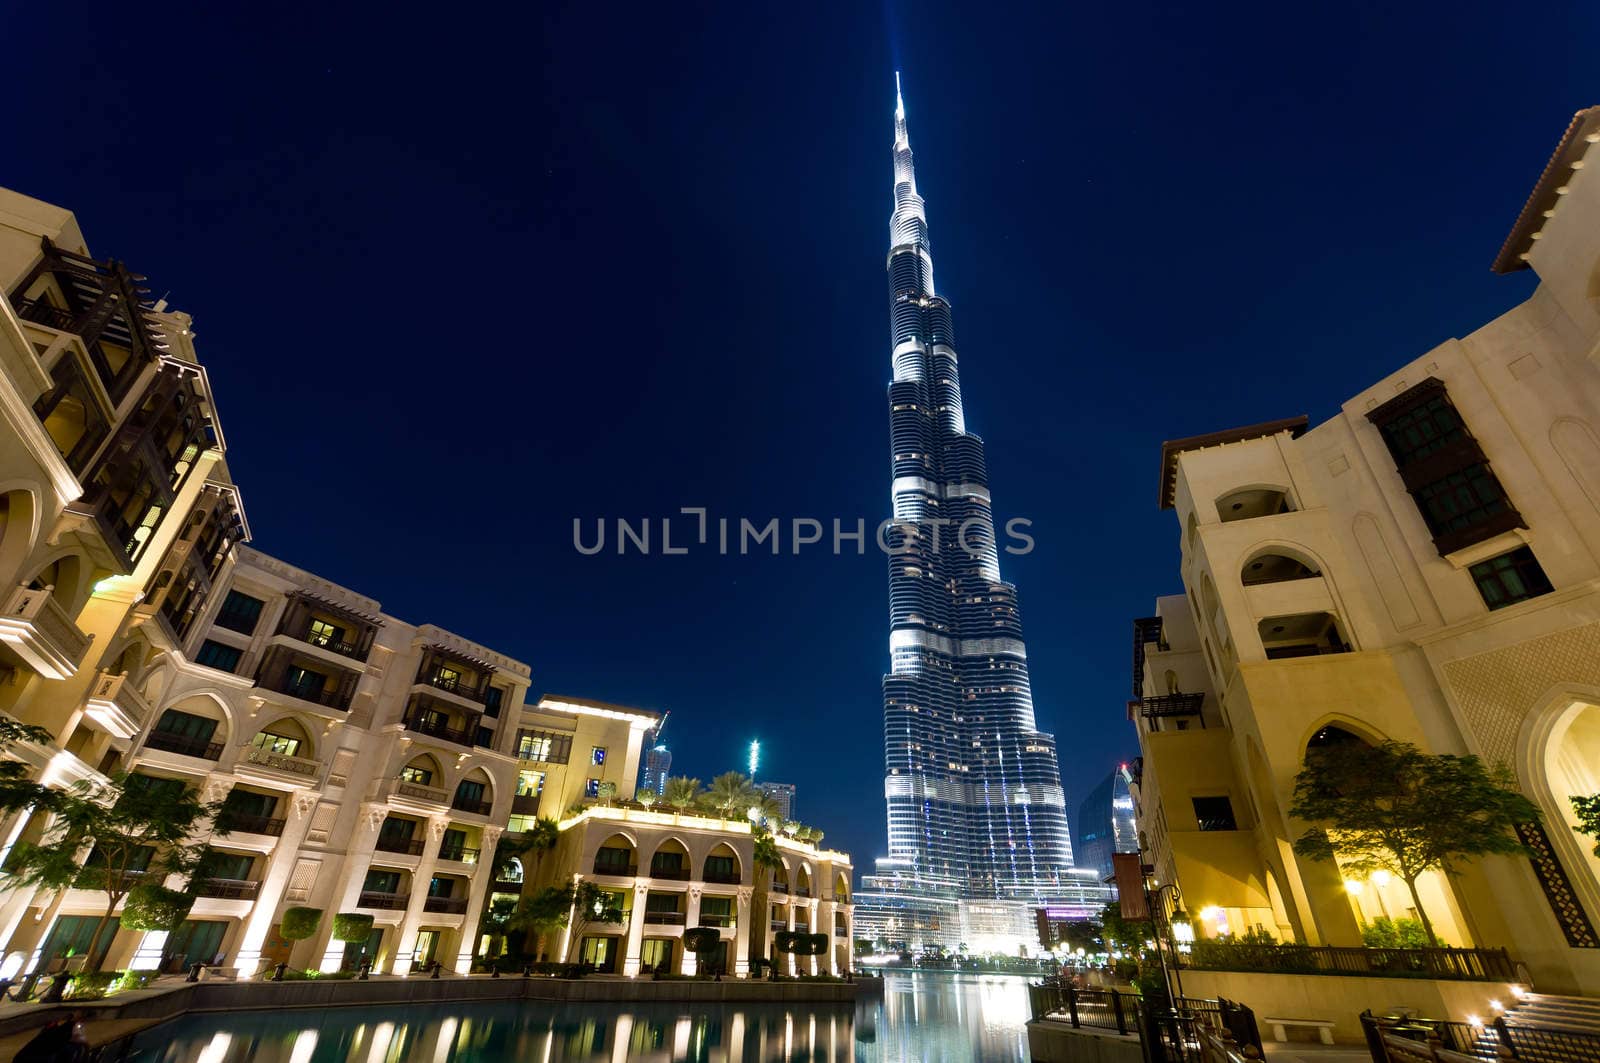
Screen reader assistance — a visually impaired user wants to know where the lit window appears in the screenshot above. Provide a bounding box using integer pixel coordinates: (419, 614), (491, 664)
(1469, 546), (1553, 611)
(400, 765), (433, 786)
(250, 731), (300, 757)
(585, 778), (600, 798)
(592, 747), (607, 766)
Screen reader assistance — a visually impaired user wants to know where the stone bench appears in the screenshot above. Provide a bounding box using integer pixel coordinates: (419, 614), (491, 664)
(1263, 1016), (1335, 1045)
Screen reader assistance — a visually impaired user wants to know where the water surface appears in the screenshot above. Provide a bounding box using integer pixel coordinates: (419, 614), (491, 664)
(127, 969), (1032, 1062)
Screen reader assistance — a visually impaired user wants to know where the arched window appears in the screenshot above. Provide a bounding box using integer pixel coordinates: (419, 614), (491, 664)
(1241, 551), (1320, 586)
(1307, 724), (1368, 751)
(1217, 487), (1293, 523)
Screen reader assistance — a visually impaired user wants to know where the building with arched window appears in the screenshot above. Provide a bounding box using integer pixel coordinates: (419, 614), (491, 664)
(1128, 106), (1600, 1000)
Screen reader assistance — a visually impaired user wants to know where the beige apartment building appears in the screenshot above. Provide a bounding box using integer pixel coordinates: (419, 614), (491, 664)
(0, 183), (854, 983)
(1127, 107), (1600, 995)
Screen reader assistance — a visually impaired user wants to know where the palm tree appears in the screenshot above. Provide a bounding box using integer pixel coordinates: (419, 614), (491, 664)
(707, 772), (758, 819)
(664, 776), (701, 813)
(748, 827), (784, 975)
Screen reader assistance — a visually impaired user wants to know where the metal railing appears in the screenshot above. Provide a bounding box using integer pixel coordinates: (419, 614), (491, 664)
(403, 714), (475, 746)
(1362, 1012), (1600, 1063)
(592, 861), (636, 877)
(242, 745), (320, 777)
(145, 731), (224, 760)
(644, 912), (685, 925)
(1184, 943), (1516, 982)
(704, 870), (742, 885)
(375, 836), (425, 856)
(358, 891), (410, 911)
(300, 627), (364, 659)
(1028, 980), (1138, 1035)
(698, 913), (735, 928)
(195, 878), (260, 900)
(437, 845), (480, 864)
(424, 896), (469, 914)
(216, 812), (285, 836)
(451, 796), (492, 815)
(650, 865), (690, 880)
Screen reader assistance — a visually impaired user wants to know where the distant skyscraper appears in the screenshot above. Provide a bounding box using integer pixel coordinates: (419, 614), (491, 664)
(640, 739), (671, 797)
(1074, 767), (1139, 882)
(758, 782), (796, 821)
(856, 77), (1077, 949)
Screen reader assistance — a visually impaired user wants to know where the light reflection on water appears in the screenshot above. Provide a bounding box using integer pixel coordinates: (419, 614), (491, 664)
(127, 970), (1031, 1062)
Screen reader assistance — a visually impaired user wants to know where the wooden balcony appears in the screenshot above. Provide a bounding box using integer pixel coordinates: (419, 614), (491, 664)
(83, 671), (151, 739)
(0, 584), (92, 679)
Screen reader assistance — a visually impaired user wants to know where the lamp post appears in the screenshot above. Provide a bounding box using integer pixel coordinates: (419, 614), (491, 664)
(1144, 881), (1190, 1004)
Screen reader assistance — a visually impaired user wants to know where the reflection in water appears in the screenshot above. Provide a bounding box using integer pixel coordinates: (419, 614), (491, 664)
(127, 971), (1031, 1062)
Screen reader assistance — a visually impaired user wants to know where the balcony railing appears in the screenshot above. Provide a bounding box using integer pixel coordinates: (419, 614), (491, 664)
(403, 713), (476, 747)
(833, 926), (848, 937)
(650, 866), (690, 881)
(0, 583), (93, 680)
(259, 674), (352, 712)
(592, 861), (637, 877)
(451, 796), (492, 816)
(511, 793), (541, 815)
(704, 871), (742, 885)
(299, 627), (365, 660)
(1134, 692), (1205, 722)
(698, 913), (735, 928)
(242, 745), (320, 778)
(1181, 942), (1517, 982)
(195, 878), (260, 900)
(644, 912), (685, 925)
(145, 731), (224, 760)
(375, 836), (425, 856)
(421, 672), (488, 704)
(13, 298), (77, 332)
(438, 845), (480, 865)
(424, 896), (470, 914)
(771, 882), (789, 894)
(358, 891), (410, 911)
(383, 779), (449, 806)
(217, 813), (285, 837)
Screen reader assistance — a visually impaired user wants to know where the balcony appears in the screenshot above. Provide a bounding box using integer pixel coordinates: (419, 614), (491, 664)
(450, 796), (492, 816)
(358, 891), (410, 911)
(296, 626), (365, 661)
(424, 896), (469, 915)
(650, 866), (690, 881)
(374, 777), (449, 808)
(240, 745), (321, 780)
(145, 731), (224, 761)
(195, 878), (261, 900)
(704, 871), (742, 885)
(258, 673), (354, 712)
(1133, 692), (1206, 730)
(834, 926), (848, 937)
(0, 584), (92, 679)
(592, 860), (637, 877)
(644, 912), (685, 925)
(417, 670), (489, 706)
(771, 882), (789, 895)
(511, 793), (541, 815)
(698, 913), (735, 928)
(438, 845), (480, 865)
(216, 813), (285, 837)
(403, 712), (477, 748)
(375, 836), (425, 856)
(83, 671), (151, 739)
(13, 297), (77, 332)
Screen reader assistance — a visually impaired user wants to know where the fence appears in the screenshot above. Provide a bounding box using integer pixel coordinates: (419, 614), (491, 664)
(1028, 980), (1261, 1063)
(1184, 943), (1516, 982)
(1360, 1011), (1600, 1063)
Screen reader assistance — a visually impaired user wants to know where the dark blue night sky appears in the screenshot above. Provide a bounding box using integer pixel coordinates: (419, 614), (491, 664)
(6, 3), (1597, 872)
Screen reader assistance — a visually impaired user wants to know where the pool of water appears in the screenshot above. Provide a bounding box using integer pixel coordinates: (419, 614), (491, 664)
(126, 970), (1033, 1061)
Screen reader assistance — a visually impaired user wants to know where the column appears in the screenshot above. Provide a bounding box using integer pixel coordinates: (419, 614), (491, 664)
(784, 900), (798, 975)
(448, 824), (501, 974)
(392, 816), (448, 976)
(622, 881), (648, 976)
(805, 899), (820, 975)
(733, 887), (752, 977)
(680, 886), (702, 974)
(229, 789), (319, 976)
(819, 898), (837, 976)
(316, 804), (386, 973)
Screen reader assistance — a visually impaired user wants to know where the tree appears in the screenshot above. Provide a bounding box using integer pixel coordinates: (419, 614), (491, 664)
(279, 907), (322, 944)
(596, 781), (617, 806)
(1099, 901), (1153, 955)
(707, 772), (758, 818)
(512, 886), (573, 961)
(479, 897), (519, 960)
(684, 927), (723, 976)
(490, 817), (559, 888)
(1062, 920), (1102, 955)
(0, 717), (55, 815)
(748, 827), (783, 971)
(119, 884), (193, 934)
(1, 772), (224, 972)
(1290, 739), (1539, 947)
(564, 880), (624, 961)
(663, 776), (701, 813)
(1573, 795), (1600, 856)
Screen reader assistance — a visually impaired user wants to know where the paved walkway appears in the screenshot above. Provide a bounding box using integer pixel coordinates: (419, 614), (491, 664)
(1262, 1040), (1371, 1063)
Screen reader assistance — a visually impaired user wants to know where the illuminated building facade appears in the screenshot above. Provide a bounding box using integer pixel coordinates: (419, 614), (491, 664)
(858, 77), (1076, 949)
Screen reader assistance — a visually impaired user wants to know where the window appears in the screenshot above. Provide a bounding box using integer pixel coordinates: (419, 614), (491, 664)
(307, 619), (344, 649)
(640, 938), (673, 972)
(474, 726), (493, 748)
(124, 773), (186, 801)
(591, 747), (607, 766)
(645, 892), (682, 913)
(250, 731), (301, 757)
(1367, 378), (1525, 556)
(516, 730), (572, 764)
(427, 876), (455, 898)
(651, 850), (684, 873)
(1470, 546), (1554, 610)
(585, 778), (600, 798)
(440, 829), (468, 861)
(363, 869), (402, 894)
(154, 709), (217, 742)
(699, 896), (732, 918)
(484, 687), (504, 718)
(1192, 796), (1237, 832)
(378, 817), (415, 843)
(221, 789), (275, 818)
(516, 770), (544, 797)
(704, 855), (737, 881)
(595, 846), (632, 873)
(206, 851), (255, 881)
(214, 591), (264, 634)
(195, 640), (242, 673)
(455, 780), (487, 805)
(400, 764), (433, 785)
(284, 665), (326, 701)
(432, 666), (461, 691)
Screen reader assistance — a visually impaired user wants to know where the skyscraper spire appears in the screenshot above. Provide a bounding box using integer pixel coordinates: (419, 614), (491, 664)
(856, 72), (1080, 949)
